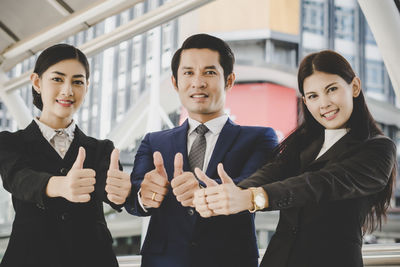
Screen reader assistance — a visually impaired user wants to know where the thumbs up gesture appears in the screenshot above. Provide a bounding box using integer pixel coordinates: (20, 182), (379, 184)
(106, 149), (132, 205)
(192, 167), (218, 217)
(46, 147), (96, 203)
(140, 151), (169, 208)
(171, 153), (204, 207)
(193, 163), (251, 217)
(62, 147), (96, 202)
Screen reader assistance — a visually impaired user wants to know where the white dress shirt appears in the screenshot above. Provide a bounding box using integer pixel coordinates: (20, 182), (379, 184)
(34, 118), (75, 159)
(315, 128), (349, 160)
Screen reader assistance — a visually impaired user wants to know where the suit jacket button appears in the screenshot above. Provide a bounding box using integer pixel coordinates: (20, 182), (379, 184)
(188, 208), (195, 216)
(292, 227), (298, 234)
(60, 168), (68, 175)
(61, 212), (69, 221)
(191, 241), (197, 247)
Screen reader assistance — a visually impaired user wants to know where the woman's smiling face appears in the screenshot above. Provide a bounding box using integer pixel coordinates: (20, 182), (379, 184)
(302, 71), (361, 129)
(31, 59), (88, 128)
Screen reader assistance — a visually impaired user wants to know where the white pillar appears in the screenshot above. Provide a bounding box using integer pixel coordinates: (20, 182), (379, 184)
(0, 70), (31, 129)
(358, 0), (400, 102)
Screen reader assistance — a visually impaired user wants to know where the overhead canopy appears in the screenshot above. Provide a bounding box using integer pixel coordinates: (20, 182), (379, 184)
(0, 0), (144, 72)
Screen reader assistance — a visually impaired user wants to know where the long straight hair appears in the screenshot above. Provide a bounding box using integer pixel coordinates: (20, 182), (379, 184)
(276, 50), (395, 233)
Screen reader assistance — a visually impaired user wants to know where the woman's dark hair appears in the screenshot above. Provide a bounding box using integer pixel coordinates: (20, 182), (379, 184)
(32, 44), (90, 110)
(171, 33), (235, 85)
(277, 50), (395, 233)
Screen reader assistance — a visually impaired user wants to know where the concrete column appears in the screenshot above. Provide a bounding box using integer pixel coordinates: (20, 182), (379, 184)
(0, 70), (31, 129)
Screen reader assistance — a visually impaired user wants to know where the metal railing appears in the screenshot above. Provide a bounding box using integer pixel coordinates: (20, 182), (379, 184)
(117, 255), (141, 267)
(362, 244), (400, 266)
(117, 243), (400, 267)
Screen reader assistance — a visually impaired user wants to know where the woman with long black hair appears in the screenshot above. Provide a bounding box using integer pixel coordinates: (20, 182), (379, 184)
(0, 44), (131, 267)
(193, 50), (397, 267)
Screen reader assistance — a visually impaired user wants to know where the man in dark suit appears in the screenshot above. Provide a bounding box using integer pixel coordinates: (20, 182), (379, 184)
(125, 33), (278, 267)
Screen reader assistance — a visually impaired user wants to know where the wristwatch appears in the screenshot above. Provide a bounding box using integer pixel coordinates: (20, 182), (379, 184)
(248, 187), (267, 213)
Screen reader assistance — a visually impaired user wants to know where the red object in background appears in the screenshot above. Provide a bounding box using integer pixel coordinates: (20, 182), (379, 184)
(226, 83), (298, 141)
(179, 83), (298, 141)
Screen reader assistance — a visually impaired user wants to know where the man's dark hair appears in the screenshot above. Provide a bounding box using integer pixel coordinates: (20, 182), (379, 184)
(171, 33), (235, 84)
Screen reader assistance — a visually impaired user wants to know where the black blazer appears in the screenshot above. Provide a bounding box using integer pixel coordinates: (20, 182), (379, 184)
(0, 121), (120, 267)
(239, 132), (396, 267)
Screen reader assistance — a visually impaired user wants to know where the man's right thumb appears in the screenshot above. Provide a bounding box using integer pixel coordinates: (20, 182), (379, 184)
(71, 147), (86, 170)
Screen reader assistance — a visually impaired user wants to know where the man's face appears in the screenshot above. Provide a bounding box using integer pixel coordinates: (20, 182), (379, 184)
(172, 48), (235, 123)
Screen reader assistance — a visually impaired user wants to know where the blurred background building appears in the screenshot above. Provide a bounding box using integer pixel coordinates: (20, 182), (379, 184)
(0, 0), (400, 259)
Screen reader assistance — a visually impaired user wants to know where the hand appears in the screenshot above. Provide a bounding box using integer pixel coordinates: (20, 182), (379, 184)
(196, 163), (252, 216)
(106, 149), (131, 205)
(140, 151), (169, 208)
(47, 147), (96, 203)
(171, 153), (200, 207)
(192, 167), (219, 217)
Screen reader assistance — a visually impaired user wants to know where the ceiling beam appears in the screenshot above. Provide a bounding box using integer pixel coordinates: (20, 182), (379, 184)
(46, 0), (74, 16)
(0, 0), (144, 71)
(0, 20), (19, 42)
(80, 0), (215, 57)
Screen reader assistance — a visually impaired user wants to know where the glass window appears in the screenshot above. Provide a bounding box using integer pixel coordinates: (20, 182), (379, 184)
(132, 36), (142, 67)
(303, 0), (325, 35)
(148, 0), (159, 11)
(334, 6), (354, 41)
(270, 41), (298, 68)
(365, 59), (385, 100)
(133, 2), (144, 18)
(365, 23), (376, 45)
(120, 10), (131, 25)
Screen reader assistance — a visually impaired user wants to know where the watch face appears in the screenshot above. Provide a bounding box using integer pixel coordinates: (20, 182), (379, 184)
(255, 194), (266, 208)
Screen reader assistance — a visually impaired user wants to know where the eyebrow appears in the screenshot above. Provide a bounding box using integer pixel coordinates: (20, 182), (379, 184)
(324, 82), (337, 89)
(181, 65), (218, 70)
(304, 82), (338, 95)
(52, 71), (85, 78)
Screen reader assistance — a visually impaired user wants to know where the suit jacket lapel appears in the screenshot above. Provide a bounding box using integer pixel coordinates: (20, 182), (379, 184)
(67, 126), (100, 166)
(64, 126), (84, 165)
(303, 131), (361, 170)
(299, 134), (324, 172)
(206, 119), (240, 178)
(22, 121), (62, 161)
(172, 120), (191, 171)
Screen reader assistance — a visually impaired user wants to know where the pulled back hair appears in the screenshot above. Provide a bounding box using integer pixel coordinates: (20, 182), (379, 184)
(171, 33), (235, 85)
(277, 50), (395, 233)
(32, 44), (90, 110)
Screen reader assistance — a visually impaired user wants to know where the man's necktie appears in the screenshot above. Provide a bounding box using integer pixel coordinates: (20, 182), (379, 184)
(188, 124), (209, 172)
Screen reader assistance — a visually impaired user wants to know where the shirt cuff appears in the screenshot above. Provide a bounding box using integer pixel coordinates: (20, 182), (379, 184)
(137, 188), (149, 213)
